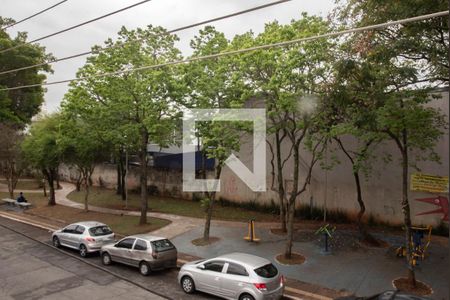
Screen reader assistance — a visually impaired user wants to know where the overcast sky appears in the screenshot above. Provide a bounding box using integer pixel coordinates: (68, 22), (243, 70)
(2, 0), (335, 112)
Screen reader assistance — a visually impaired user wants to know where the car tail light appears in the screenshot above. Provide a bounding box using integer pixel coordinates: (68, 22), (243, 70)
(280, 275), (285, 285)
(254, 283), (267, 291)
(152, 252), (158, 259)
(85, 237), (96, 242)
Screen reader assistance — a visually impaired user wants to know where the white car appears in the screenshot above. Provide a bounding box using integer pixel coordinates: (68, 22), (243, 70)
(178, 253), (284, 300)
(52, 221), (115, 257)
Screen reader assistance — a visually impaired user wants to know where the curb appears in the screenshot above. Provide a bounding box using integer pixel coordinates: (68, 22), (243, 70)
(0, 212), (336, 300)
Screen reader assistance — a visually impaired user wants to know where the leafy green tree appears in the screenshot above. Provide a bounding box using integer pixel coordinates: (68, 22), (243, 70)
(333, 0), (448, 85)
(323, 58), (384, 243)
(58, 112), (109, 212)
(21, 114), (63, 205)
(183, 26), (248, 242)
(0, 17), (53, 126)
(376, 88), (447, 285)
(0, 123), (26, 198)
(333, 54), (447, 285)
(65, 25), (183, 224)
(235, 15), (332, 257)
(332, 2), (448, 284)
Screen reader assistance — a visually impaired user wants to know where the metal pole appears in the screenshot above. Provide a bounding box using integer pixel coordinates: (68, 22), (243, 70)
(125, 148), (128, 209)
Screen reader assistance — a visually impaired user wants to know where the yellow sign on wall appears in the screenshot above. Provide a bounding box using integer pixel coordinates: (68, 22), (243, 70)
(411, 173), (449, 193)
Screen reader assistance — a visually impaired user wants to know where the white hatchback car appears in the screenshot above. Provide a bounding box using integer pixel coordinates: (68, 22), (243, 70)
(52, 221), (115, 257)
(178, 253), (284, 300)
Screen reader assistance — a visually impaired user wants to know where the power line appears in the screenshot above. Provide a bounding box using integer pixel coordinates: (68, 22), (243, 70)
(0, 0), (154, 54)
(0, 0), (292, 76)
(1, 0), (69, 31)
(1, 10), (448, 92)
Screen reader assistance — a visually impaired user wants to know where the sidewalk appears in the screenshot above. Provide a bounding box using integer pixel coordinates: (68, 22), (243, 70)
(2, 181), (448, 299)
(0, 210), (347, 300)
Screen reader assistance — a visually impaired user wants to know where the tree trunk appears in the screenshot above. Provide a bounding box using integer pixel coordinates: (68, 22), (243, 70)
(44, 169), (56, 206)
(139, 129), (149, 225)
(353, 171), (367, 238)
(284, 199), (295, 259)
(284, 143), (300, 259)
(43, 179), (47, 197)
(76, 172), (82, 192)
(121, 163), (126, 201)
(83, 171), (89, 212)
(116, 160), (122, 195)
(401, 133), (416, 287)
(203, 165), (222, 242)
(56, 167), (62, 189)
(275, 131), (287, 232)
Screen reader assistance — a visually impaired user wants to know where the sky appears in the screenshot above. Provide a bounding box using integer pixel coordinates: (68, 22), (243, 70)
(1, 0), (335, 113)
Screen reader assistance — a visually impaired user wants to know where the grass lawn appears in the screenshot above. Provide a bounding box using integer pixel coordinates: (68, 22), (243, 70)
(0, 191), (170, 236)
(67, 186), (279, 222)
(0, 179), (43, 190)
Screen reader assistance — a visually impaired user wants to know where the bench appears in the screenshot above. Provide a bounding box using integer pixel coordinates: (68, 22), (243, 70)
(2, 198), (32, 209)
(2, 198), (16, 205)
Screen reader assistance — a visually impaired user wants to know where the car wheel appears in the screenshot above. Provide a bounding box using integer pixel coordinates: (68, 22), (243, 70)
(139, 261), (151, 276)
(239, 294), (255, 300)
(181, 276), (195, 294)
(102, 252), (112, 265)
(52, 236), (61, 248)
(79, 244), (88, 257)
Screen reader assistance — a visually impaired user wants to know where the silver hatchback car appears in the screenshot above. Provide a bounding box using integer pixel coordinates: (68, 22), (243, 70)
(178, 253), (284, 300)
(52, 221), (115, 257)
(100, 234), (178, 276)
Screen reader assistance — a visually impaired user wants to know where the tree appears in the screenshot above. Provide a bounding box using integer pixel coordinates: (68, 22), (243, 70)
(235, 15), (332, 258)
(0, 123), (26, 198)
(333, 0), (448, 84)
(332, 1), (448, 284)
(376, 88), (447, 286)
(58, 112), (109, 212)
(21, 114), (63, 205)
(65, 25), (183, 224)
(183, 26), (247, 242)
(324, 58), (384, 243)
(0, 17), (53, 126)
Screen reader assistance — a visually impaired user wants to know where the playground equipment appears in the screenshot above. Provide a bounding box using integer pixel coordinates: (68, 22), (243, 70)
(315, 224), (336, 254)
(396, 225), (432, 266)
(244, 219), (260, 242)
(415, 196), (448, 222)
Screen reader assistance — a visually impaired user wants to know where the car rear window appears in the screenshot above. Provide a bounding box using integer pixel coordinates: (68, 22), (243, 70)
(89, 226), (113, 236)
(151, 239), (175, 252)
(254, 263), (278, 278)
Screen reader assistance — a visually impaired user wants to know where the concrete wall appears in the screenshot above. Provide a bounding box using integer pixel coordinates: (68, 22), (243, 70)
(59, 163), (195, 200)
(216, 90), (449, 226)
(59, 91), (449, 227)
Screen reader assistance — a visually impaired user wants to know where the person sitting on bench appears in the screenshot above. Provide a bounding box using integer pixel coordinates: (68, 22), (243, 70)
(16, 192), (27, 203)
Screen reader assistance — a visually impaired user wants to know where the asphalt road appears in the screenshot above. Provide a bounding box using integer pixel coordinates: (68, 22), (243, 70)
(0, 216), (219, 300)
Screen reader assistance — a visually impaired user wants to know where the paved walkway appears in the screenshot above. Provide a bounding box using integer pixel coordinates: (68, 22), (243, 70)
(2, 181), (448, 299)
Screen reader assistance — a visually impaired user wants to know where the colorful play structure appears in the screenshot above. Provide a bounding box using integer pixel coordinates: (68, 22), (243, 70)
(396, 196), (448, 266)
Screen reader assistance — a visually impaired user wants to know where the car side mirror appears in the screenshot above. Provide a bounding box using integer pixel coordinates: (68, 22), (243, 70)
(197, 264), (205, 270)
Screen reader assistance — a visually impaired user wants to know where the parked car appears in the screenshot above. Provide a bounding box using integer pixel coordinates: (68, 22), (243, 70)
(178, 252), (284, 300)
(100, 234), (178, 275)
(52, 221), (115, 257)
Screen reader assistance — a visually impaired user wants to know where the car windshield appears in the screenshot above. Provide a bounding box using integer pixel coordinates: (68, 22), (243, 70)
(254, 263), (278, 278)
(89, 226), (113, 236)
(151, 239), (175, 252)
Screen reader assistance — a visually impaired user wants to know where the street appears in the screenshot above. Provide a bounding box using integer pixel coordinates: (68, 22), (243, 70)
(0, 217), (219, 300)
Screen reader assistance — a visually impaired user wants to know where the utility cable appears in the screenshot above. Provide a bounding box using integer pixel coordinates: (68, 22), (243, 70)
(1, 10), (448, 92)
(0, 0), (154, 54)
(1, 0), (69, 30)
(0, 0), (292, 76)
